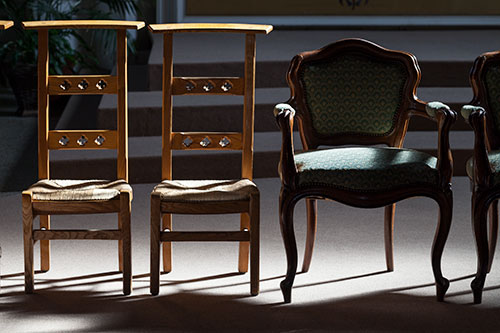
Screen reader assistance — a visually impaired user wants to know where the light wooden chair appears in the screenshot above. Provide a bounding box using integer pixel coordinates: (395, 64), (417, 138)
(21, 20), (144, 295)
(148, 23), (272, 296)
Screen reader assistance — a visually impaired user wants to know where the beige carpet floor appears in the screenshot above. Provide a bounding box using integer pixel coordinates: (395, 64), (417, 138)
(1, 177), (500, 332)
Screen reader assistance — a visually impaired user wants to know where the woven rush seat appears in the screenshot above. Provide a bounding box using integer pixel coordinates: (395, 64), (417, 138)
(294, 147), (439, 191)
(28, 179), (132, 201)
(153, 179), (258, 202)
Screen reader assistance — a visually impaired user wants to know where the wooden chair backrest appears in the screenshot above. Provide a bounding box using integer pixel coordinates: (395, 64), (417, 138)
(23, 20), (145, 182)
(148, 23), (273, 181)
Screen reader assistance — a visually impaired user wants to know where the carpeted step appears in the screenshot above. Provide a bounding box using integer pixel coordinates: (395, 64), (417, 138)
(146, 30), (498, 90)
(96, 87), (473, 136)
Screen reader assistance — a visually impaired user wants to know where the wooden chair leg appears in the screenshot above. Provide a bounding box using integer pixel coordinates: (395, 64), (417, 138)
(471, 192), (490, 304)
(120, 191), (132, 295)
(384, 204), (395, 272)
(118, 213), (123, 272)
(40, 215), (50, 272)
(279, 190), (298, 303)
(22, 192), (34, 293)
(302, 198), (317, 273)
(431, 190), (452, 302)
(488, 200), (498, 273)
(162, 214), (172, 273)
(151, 194), (161, 295)
(249, 194), (260, 296)
(238, 212), (250, 273)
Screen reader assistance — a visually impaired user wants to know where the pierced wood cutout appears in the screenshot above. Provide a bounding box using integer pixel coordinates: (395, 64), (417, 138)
(172, 77), (244, 95)
(171, 132), (242, 150)
(48, 130), (117, 150)
(48, 75), (117, 95)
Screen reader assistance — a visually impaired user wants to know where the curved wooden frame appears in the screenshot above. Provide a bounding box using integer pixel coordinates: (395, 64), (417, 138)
(462, 50), (500, 304)
(21, 21), (144, 295)
(275, 38), (456, 303)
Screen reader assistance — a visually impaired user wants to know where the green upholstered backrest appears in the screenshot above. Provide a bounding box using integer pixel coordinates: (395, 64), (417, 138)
(485, 64), (500, 134)
(299, 53), (407, 137)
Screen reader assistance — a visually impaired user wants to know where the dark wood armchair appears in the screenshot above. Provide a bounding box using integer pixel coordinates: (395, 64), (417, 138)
(274, 38), (457, 303)
(461, 50), (500, 304)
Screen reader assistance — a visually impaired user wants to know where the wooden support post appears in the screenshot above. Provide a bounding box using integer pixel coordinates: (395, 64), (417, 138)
(23, 192), (34, 293)
(239, 33), (256, 273)
(40, 215), (50, 272)
(242, 33), (256, 180)
(116, 29), (128, 182)
(162, 33), (174, 273)
(38, 29), (49, 179)
(151, 194), (161, 295)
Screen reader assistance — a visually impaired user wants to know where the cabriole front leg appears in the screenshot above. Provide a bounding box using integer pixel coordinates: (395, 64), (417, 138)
(431, 189), (452, 301)
(279, 189), (298, 303)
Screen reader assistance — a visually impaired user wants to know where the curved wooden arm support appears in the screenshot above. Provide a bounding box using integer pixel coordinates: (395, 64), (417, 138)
(23, 20), (145, 30)
(422, 101), (456, 188)
(149, 23), (273, 34)
(274, 103), (298, 188)
(0, 21), (13, 30)
(466, 107), (492, 188)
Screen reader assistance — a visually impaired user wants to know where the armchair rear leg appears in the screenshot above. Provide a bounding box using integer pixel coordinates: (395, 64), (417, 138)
(432, 190), (452, 301)
(279, 191), (298, 303)
(471, 192), (490, 304)
(302, 198), (317, 273)
(238, 213), (250, 273)
(384, 204), (395, 272)
(40, 215), (50, 272)
(23, 193), (34, 293)
(488, 200), (498, 273)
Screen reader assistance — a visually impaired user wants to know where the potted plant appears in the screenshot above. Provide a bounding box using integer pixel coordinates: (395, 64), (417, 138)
(0, 0), (139, 116)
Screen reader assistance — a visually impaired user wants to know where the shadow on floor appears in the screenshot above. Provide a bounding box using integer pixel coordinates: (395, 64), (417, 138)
(1, 270), (499, 332)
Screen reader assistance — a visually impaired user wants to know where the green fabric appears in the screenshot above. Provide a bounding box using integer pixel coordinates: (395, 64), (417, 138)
(295, 147), (439, 191)
(485, 65), (500, 133)
(461, 105), (484, 121)
(466, 150), (500, 184)
(300, 54), (407, 136)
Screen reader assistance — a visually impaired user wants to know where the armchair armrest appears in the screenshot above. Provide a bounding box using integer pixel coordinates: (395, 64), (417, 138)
(274, 103), (298, 187)
(423, 101), (457, 188)
(461, 105), (491, 186)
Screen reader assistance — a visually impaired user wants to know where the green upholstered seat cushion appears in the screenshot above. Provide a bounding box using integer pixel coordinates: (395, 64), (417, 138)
(294, 147), (439, 191)
(465, 150), (500, 184)
(300, 54), (407, 136)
